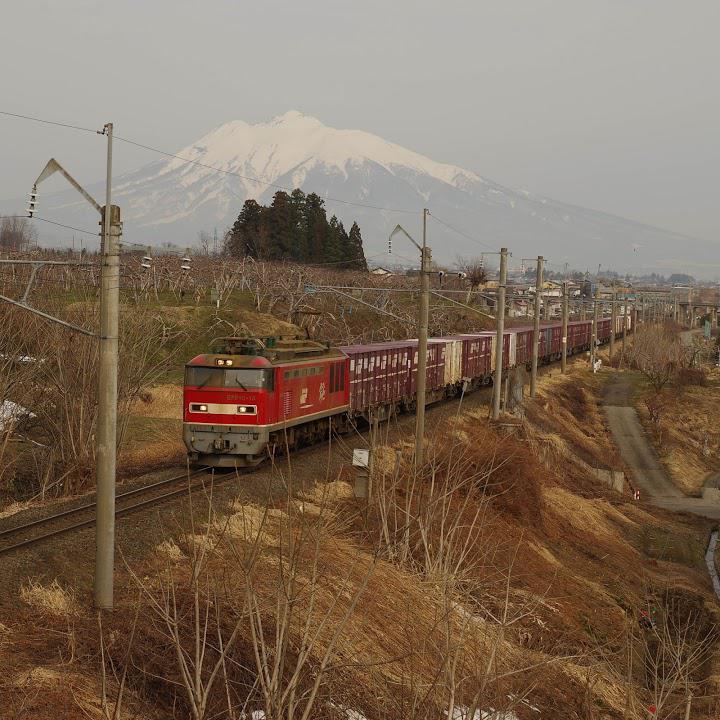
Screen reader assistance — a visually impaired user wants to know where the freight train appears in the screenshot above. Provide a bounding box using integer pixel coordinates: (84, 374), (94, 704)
(183, 315), (630, 467)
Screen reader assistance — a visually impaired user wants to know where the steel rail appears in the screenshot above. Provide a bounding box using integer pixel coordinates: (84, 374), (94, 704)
(0, 467), (212, 554)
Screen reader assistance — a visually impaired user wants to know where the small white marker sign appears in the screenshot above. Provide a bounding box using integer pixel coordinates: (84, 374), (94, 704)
(352, 449), (369, 468)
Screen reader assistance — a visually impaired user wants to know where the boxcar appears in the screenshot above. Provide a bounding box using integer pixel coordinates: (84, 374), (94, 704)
(340, 339), (445, 419)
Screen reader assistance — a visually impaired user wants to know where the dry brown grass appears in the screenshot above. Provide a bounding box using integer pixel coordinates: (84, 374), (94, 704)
(118, 429), (186, 477)
(636, 368), (720, 494)
(19, 579), (79, 617)
(130, 383), (183, 419)
(0, 499), (32, 519)
(301, 479), (355, 503)
(2, 364), (719, 718)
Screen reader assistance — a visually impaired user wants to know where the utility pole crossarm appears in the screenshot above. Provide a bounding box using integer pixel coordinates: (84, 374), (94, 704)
(34, 158), (102, 214)
(389, 224), (422, 252)
(0, 292), (97, 336)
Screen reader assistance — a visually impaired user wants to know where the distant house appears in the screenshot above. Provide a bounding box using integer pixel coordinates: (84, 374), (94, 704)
(370, 266), (395, 276)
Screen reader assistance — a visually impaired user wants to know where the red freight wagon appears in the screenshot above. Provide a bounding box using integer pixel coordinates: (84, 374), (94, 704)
(480, 330), (512, 370)
(448, 333), (493, 379)
(341, 339), (445, 415)
(597, 318), (612, 342)
(513, 327), (534, 366)
(567, 320), (591, 352)
(547, 324), (563, 356)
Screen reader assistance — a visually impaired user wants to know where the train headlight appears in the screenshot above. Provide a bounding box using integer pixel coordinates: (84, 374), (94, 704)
(216, 358), (234, 366)
(237, 405), (256, 414)
(190, 403), (208, 412)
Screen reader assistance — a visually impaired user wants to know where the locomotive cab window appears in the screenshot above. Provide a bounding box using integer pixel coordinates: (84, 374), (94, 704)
(185, 367), (274, 390)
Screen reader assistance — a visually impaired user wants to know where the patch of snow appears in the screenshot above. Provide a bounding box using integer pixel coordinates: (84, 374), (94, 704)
(447, 708), (521, 720)
(507, 694), (541, 713)
(0, 354), (44, 364)
(0, 401), (35, 432)
(344, 710), (368, 720)
(328, 702), (368, 720)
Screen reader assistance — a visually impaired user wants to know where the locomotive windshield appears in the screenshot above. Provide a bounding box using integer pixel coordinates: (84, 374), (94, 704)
(185, 367), (274, 390)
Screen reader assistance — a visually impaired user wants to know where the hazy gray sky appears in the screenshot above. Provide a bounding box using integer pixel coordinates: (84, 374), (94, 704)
(2, 0), (719, 243)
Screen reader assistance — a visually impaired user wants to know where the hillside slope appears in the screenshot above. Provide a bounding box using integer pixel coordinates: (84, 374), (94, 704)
(1, 357), (718, 719)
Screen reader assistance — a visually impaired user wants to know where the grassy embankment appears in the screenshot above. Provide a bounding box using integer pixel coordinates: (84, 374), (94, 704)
(633, 366), (720, 496)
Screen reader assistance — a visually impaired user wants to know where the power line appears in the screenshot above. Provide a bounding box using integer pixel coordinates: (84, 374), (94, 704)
(0, 110), (99, 135)
(33, 217), (99, 237)
(426, 211), (497, 252)
(2, 212), (100, 238)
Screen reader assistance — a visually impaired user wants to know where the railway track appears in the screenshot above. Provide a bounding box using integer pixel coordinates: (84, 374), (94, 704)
(0, 467), (217, 555)
(0, 351), (588, 558)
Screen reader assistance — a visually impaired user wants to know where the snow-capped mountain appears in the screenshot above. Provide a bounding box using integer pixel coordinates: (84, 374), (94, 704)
(21, 111), (718, 275)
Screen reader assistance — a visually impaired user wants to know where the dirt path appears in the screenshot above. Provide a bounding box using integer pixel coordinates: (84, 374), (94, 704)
(603, 372), (720, 519)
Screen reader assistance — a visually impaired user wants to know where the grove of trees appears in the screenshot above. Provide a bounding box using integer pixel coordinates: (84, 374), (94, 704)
(224, 190), (367, 269)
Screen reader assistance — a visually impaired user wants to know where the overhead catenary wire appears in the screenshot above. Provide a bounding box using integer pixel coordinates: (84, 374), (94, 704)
(426, 211), (498, 252)
(32, 216), (99, 237)
(1, 213), (100, 238)
(0, 110), (99, 135)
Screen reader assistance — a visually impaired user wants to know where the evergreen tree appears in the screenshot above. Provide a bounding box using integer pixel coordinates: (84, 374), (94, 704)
(266, 191), (297, 260)
(347, 221), (367, 270)
(224, 188), (367, 269)
(305, 193), (327, 263)
(225, 199), (263, 257)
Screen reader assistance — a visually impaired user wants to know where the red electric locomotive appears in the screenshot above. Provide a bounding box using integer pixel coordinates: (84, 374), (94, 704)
(184, 337), (349, 467)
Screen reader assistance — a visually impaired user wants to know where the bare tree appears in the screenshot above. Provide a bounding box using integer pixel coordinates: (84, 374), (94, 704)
(0, 217), (37, 250)
(455, 256), (488, 304)
(629, 325), (685, 393)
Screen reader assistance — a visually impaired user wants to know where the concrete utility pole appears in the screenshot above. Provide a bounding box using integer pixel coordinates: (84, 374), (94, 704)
(27, 125), (120, 610)
(621, 298), (627, 360)
(492, 247), (508, 420)
(95, 123), (120, 611)
(561, 281), (569, 373)
(609, 288), (617, 361)
(389, 212), (429, 466)
(688, 287), (694, 328)
(530, 255), (544, 397)
(591, 287), (600, 368)
(415, 209), (430, 466)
